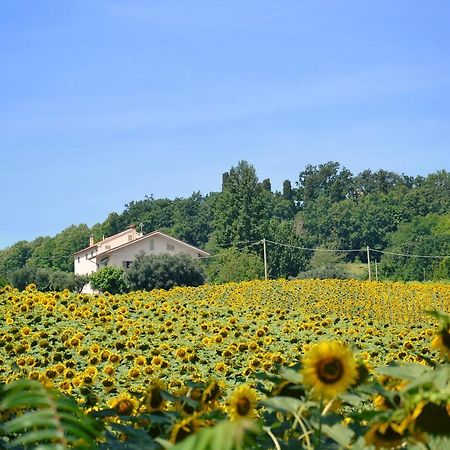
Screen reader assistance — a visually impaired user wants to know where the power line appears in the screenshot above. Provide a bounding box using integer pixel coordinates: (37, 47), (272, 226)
(264, 239), (363, 253)
(197, 241), (261, 260)
(369, 248), (450, 259)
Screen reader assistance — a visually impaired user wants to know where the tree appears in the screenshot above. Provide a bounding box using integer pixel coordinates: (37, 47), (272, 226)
(124, 253), (205, 291)
(434, 257), (450, 280)
(282, 180), (293, 200)
(50, 271), (88, 292)
(261, 178), (272, 191)
(264, 219), (310, 278)
(297, 162), (354, 205)
(169, 192), (213, 248)
(380, 214), (450, 281)
(8, 266), (36, 291)
(204, 248), (264, 284)
(214, 161), (267, 247)
(298, 247), (350, 280)
(102, 212), (126, 238)
(0, 241), (33, 277)
(90, 266), (127, 294)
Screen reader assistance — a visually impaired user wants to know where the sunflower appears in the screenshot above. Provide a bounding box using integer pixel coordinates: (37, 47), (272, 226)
(128, 367), (140, 379)
(201, 380), (223, 407)
(301, 340), (357, 399)
(228, 385), (258, 421)
(109, 392), (139, 416)
(170, 415), (202, 444)
(364, 421), (420, 449)
(143, 380), (166, 412)
(431, 326), (450, 359)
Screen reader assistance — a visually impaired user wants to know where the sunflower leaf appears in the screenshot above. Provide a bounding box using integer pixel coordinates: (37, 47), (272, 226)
(261, 396), (304, 415)
(321, 423), (354, 448)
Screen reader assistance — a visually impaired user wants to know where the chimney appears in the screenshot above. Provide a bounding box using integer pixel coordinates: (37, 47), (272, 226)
(89, 235), (94, 247)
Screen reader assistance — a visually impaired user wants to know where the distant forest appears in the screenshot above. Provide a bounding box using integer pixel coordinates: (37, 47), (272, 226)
(1, 161), (449, 286)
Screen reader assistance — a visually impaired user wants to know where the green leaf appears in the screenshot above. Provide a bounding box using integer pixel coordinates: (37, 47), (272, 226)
(279, 367), (304, 384)
(321, 423), (354, 448)
(9, 429), (64, 447)
(375, 363), (429, 380)
(261, 396), (304, 415)
(1, 392), (51, 409)
(3, 410), (57, 433)
(425, 310), (450, 327)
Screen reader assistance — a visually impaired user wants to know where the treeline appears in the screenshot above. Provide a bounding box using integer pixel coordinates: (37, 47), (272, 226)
(1, 161), (449, 289)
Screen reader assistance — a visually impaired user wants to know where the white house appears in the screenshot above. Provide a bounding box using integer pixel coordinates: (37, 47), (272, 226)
(74, 226), (210, 278)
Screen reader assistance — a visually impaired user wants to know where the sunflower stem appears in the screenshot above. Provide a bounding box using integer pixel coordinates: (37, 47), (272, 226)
(316, 399), (324, 449)
(263, 426), (281, 450)
(293, 412), (313, 450)
(321, 398), (335, 416)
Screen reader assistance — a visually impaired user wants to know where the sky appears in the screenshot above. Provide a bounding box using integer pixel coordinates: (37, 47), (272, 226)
(1, 0), (449, 249)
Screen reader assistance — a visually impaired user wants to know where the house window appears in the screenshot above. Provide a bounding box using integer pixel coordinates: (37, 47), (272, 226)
(77, 256), (80, 263)
(128, 235), (132, 242)
(122, 261), (132, 269)
(166, 243), (175, 251)
(149, 239), (154, 251)
(90, 251), (94, 258)
(105, 245), (111, 250)
(99, 258), (109, 268)
(85, 253), (88, 260)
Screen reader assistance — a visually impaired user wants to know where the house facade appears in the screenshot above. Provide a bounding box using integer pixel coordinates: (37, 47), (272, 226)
(74, 226), (210, 277)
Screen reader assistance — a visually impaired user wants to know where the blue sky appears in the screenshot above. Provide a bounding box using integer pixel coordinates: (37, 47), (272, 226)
(1, 0), (449, 249)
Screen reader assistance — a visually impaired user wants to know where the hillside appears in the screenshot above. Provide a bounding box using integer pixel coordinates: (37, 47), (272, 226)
(0, 161), (449, 286)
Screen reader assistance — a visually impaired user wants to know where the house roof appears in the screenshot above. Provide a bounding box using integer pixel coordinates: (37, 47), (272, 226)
(74, 227), (139, 255)
(75, 230), (210, 259)
(74, 243), (98, 256)
(97, 230), (210, 258)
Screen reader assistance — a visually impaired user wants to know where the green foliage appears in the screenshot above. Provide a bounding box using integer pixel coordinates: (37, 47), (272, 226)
(90, 266), (127, 294)
(51, 271), (88, 293)
(8, 266), (36, 291)
(264, 219), (310, 278)
(434, 257), (450, 281)
(1, 162), (448, 284)
(0, 275), (8, 288)
(297, 161), (355, 204)
(297, 248), (351, 280)
(0, 379), (102, 449)
(7, 266), (88, 292)
(0, 241), (33, 276)
(204, 248), (264, 284)
(170, 420), (258, 450)
(124, 252), (205, 291)
(381, 214), (450, 281)
(214, 161), (268, 247)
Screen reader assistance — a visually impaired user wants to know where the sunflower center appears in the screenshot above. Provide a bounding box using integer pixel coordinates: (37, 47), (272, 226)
(117, 399), (134, 415)
(317, 357), (343, 384)
(149, 387), (164, 409)
(442, 327), (450, 349)
(375, 425), (404, 442)
(236, 397), (251, 416)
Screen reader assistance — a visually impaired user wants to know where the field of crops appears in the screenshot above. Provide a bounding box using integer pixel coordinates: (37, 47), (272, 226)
(1, 279), (449, 449)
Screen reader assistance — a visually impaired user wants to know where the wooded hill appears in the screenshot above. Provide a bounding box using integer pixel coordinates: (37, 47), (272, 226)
(1, 161), (449, 285)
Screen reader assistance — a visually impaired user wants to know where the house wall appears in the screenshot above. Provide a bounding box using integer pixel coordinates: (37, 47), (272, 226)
(108, 235), (201, 269)
(74, 247), (98, 276)
(97, 228), (142, 254)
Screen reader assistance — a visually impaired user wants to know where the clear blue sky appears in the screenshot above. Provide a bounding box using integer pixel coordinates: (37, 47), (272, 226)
(1, 0), (449, 249)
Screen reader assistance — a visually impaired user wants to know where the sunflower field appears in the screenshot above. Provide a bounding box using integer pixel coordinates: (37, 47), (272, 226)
(0, 279), (449, 449)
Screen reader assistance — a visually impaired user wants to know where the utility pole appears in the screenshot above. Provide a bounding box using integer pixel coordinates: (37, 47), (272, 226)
(366, 246), (371, 281)
(375, 260), (378, 281)
(262, 238), (268, 281)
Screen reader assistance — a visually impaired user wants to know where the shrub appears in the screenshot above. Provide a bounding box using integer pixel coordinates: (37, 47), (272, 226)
(124, 252), (204, 291)
(90, 266), (127, 294)
(204, 248), (263, 284)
